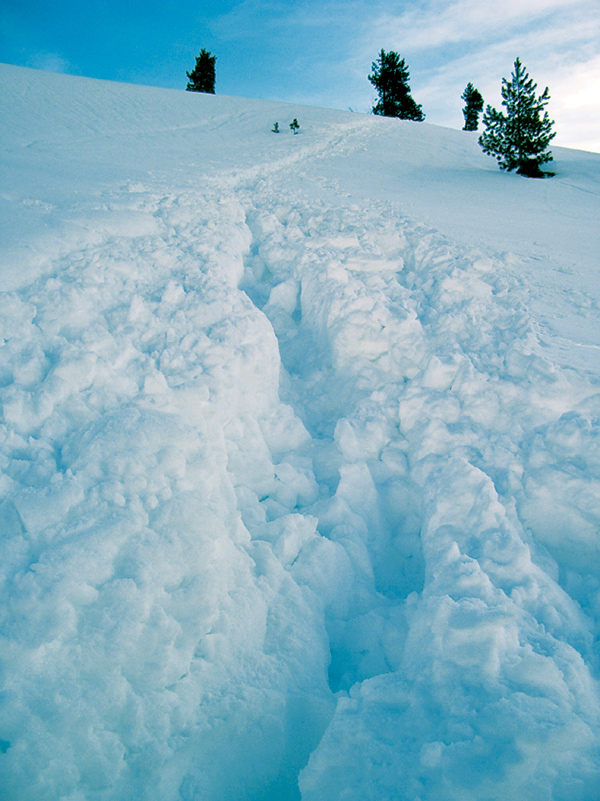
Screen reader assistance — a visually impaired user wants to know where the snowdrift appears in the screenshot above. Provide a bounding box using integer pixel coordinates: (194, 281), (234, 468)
(1, 62), (600, 800)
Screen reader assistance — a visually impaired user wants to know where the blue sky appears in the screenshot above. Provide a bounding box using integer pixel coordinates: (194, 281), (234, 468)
(1, 0), (599, 151)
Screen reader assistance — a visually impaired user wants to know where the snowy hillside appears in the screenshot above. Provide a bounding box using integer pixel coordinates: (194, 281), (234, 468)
(1, 62), (600, 800)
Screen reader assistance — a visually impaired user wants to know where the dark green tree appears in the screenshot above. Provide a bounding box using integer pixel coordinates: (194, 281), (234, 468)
(186, 49), (216, 94)
(461, 83), (484, 131)
(368, 50), (425, 121)
(478, 58), (556, 177)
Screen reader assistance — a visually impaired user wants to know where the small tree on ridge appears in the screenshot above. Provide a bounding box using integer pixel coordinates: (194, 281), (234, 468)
(461, 83), (484, 131)
(186, 49), (216, 94)
(369, 50), (425, 121)
(478, 58), (555, 177)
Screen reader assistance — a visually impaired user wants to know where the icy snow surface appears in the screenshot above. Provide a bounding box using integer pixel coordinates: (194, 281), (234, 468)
(1, 63), (600, 800)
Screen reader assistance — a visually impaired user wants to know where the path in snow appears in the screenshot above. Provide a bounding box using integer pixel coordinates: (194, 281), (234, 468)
(234, 173), (600, 798)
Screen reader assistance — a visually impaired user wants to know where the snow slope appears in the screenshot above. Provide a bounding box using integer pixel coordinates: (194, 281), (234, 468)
(1, 62), (600, 800)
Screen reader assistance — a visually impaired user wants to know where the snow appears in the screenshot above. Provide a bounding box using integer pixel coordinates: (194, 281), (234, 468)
(1, 62), (600, 800)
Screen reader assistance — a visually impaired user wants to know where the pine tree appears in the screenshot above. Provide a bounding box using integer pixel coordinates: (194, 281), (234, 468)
(186, 49), (216, 94)
(368, 50), (425, 121)
(478, 58), (556, 177)
(461, 83), (484, 131)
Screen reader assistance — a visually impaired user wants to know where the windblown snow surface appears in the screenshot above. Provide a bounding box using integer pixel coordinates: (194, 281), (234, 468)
(1, 62), (600, 801)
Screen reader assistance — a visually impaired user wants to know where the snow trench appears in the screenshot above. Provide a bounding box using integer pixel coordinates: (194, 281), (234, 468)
(1, 178), (600, 800)
(238, 185), (600, 800)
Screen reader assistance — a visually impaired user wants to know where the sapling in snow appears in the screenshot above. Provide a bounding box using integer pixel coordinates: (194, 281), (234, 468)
(479, 58), (556, 177)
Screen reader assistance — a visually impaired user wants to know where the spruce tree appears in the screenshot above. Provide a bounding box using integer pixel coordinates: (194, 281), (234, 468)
(461, 83), (484, 131)
(186, 49), (216, 94)
(368, 50), (424, 121)
(478, 58), (556, 177)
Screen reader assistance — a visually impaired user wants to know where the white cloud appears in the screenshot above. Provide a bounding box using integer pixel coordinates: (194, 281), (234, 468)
(367, 0), (594, 50)
(26, 52), (72, 74)
(548, 55), (600, 151)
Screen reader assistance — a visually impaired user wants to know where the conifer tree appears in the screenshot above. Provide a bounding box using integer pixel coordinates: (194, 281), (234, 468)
(461, 83), (484, 131)
(479, 58), (555, 177)
(368, 50), (424, 121)
(186, 49), (216, 94)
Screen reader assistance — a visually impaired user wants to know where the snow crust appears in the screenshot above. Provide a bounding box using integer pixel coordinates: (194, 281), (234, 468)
(1, 63), (600, 800)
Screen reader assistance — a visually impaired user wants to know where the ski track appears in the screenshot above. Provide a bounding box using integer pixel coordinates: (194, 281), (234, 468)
(1, 123), (600, 800)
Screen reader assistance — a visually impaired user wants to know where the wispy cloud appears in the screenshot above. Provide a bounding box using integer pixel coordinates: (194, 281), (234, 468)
(26, 52), (73, 74)
(366, 0), (592, 50)
(547, 54), (600, 151)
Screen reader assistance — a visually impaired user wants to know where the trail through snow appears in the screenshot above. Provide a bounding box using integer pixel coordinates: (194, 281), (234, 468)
(236, 178), (600, 799)
(1, 65), (600, 800)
